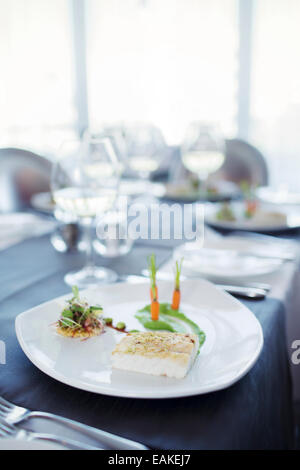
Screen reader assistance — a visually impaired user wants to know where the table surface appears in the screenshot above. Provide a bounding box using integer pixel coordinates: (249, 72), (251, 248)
(0, 234), (295, 450)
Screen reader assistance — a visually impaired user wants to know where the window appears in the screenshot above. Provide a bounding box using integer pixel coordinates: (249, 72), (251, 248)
(0, 0), (77, 155)
(1, 0), (300, 188)
(250, 0), (300, 189)
(86, 0), (238, 144)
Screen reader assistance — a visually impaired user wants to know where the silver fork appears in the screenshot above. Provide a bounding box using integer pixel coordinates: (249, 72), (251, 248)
(0, 416), (100, 450)
(0, 396), (148, 450)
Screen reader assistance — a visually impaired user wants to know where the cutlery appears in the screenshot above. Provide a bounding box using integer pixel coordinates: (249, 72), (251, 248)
(0, 396), (148, 450)
(214, 284), (267, 300)
(0, 416), (100, 450)
(120, 273), (268, 300)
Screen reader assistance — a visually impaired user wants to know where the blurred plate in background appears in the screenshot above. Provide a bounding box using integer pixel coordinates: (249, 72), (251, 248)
(161, 180), (240, 203)
(31, 192), (55, 214)
(257, 186), (300, 205)
(205, 201), (300, 233)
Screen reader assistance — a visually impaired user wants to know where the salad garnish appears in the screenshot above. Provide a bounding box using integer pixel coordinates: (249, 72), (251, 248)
(216, 201), (236, 221)
(240, 181), (259, 218)
(56, 286), (104, 338)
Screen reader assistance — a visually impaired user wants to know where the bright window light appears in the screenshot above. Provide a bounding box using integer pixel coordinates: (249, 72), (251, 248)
(86, 0), (238, 144)
(0, 0), (77, 155)
(250, 0), (300, 190)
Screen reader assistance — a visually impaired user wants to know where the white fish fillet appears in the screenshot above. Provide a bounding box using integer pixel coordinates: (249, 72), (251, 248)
(112, 331), (199, 379)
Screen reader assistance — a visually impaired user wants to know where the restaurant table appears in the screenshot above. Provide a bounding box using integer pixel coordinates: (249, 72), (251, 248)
(0, 234), (295, 450)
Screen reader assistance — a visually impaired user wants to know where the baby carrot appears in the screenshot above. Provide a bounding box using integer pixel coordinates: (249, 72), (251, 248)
(171, 258), (183, 310)
(151, 299), (160, 321)
(172, 289), (181, 311)
(148, 254), (159, 320)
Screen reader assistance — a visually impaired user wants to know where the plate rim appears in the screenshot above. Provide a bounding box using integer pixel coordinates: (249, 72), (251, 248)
(205, 201), (300, 233)
(15, 279), (264, 399)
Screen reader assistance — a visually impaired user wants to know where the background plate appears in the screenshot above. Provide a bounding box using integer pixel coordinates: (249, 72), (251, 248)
(205, 202), (300, 233)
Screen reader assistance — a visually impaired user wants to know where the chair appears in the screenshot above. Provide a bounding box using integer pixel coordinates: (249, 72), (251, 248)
(0, 148), (52, 213)
(215, 138), (269, 186)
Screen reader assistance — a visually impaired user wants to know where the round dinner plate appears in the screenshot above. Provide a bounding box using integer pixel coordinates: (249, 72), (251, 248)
(31, 182), (166, 215)
(31, 192), (55, 214)
(257, 186), (300, 205)
(173, 242), (284, 280)
(161, 181), (240, 203)
(205, 202), (300, 233)
(15, 280), (263, 399)
(176, 251), (282, 279)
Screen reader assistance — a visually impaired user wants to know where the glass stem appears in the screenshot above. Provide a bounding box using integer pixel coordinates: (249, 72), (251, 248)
(84, 218), (94, 272)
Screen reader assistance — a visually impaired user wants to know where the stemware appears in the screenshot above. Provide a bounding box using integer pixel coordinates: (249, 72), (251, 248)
(181, 122), (225, 190)
(51, 137), (120, 287)
(123, 123), (165, 183)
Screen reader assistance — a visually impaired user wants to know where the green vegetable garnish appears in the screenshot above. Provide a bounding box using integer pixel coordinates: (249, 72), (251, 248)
(136, 303), (206, 351)
(57, 286), (103, 333)
(104, 317), (113, 325)
(116, 321), (126, 330)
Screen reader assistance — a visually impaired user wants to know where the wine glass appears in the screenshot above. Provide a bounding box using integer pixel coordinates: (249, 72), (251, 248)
(83, 125), (127, 176)
(123, 123), (165, 183)
(51, 137), (120, 287)
(181, 122), (225, 190)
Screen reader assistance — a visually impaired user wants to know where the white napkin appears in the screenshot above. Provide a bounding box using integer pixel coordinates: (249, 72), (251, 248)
(0, 213), (56, 251)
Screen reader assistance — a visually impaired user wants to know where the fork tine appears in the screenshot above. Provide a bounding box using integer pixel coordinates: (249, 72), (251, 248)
(0, 410), (7, 417)
(0, 396), (13, 409)
(0, 417), (16, 433)
(0, 424), (13, 436)
(0, 406), (9, 415)
(0, 403), (9, 412)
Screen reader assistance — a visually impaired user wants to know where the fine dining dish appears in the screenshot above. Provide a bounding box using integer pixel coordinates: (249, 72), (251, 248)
(15, 276), (263, 398)
(161, 180), (240, 203)
(112, 331), (199, 379)
(205, 201), (300, 232)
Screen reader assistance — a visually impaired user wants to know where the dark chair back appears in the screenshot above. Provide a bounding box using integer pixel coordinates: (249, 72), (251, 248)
(0, 148), (51, 212)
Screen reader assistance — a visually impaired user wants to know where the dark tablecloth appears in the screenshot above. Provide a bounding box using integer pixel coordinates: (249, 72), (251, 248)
(0, 235), (295, 449)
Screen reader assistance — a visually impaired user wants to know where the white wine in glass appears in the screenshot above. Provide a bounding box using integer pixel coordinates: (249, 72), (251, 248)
(52, 137), (120, 287)
(181, 122), (225, 186)
(123, 123), (165, 181)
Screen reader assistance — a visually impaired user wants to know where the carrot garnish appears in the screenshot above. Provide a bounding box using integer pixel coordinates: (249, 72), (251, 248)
(171, 258), (183, 310)
(150, 299), (160, 321)
(148, 254), (159, 320)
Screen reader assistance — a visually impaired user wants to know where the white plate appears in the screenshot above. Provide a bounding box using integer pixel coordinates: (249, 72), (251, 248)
(161, 181), (240, 203)
(205, 202), (300, 232)
(257, 186), (300, 205)
(173, 243), (284, 279)
(15, 280), (263, 399)
(31, 192), (55, 213)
